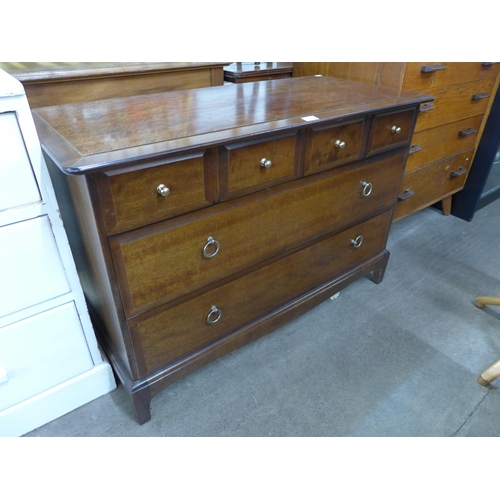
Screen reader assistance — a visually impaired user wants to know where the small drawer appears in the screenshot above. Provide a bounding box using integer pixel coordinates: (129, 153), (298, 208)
(403, 62), (500, 92)
(394, 149), (474, 221)
(0, 111), (41, 212)
(110, 153), (406, 318)
(0, 302), (93, 412)
(366, 108), (416, 157)
(303, 118), (367, 175)
(415, 78), (497, 133)
(219, 132), (299, 201)
(95, 149), (218, 236)
(130, 210), (393, 376)
(406, 115), (482, 172)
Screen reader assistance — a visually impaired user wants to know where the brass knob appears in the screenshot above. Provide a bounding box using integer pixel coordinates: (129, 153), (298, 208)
(260, 158), (272, 168)
(391, 126), (402, 134)
(202, 236), (220, 258)
(157, 184), (170, 197)
(206, 305), (222, 325)
(351, 235), (364, 248)
(335, 140), (346, 149)
(362, 181), (373, 197)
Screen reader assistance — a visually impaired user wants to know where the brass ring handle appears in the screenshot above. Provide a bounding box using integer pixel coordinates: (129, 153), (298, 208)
(362, 181), (373, 197)
(202, 236), (220, 258)
(335, 140), (346, 149)
(391, 126), (402, 134)
(351, 235), (364, 248)
(157, 184), (170, 197)
(206, 305), (222, 325)
(260, 158), (272, 168)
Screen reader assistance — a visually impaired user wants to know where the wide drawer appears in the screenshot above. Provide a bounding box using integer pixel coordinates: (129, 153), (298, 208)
(0, 302), (93, 412)
(95, 149), (218, 236)
(394, 150), (473, 221)
(406, 115), (482, 172)
(0, 111), (41, 212)
(403, 62), (500, 92)
(303, 117), (367, 175)
(131, 210), (393, 375)
(366, 108), (416, 157)
(219, 132), (299, 201)
(110, 152), (406, 318)
(415, 79), (496, 132)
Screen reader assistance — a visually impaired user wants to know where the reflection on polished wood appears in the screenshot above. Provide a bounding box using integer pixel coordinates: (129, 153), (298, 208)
(0, 62), (229, 108)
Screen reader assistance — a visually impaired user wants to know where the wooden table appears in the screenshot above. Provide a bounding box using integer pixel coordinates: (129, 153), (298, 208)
(224, 62), (293, 83)
(0, 62), (229, 108)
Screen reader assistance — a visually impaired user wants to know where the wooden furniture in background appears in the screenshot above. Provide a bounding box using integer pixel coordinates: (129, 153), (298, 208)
(293, 63), (500, 221)
(33, 76), (432, 424)
(0, 69), (115, 437)
(0, 62), (229, 108)
(223, 62), (293, 83)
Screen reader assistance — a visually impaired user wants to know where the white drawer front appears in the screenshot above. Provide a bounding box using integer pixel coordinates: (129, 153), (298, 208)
(0, 111), (41, 212)
(0, 302), (94, 412)
(0, 216), (71, 318)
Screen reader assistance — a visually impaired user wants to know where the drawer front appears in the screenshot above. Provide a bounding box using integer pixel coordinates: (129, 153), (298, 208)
(366, 108), (416, 157)
(95, 150), (218, 236)
(131, 210), (393, 375)
(110, 153), (406, 318)
(0, 302), (93, 412)
(403, 62), (500, 92)
(406, 115), (482, 172)
(219, 133), (299, 201)
(0, 216), (70, 319)
(415, 79), (496, 132)
(303, 118), (367, 175)
(394, 150), (473, 221)
(0, 111), (41, 212)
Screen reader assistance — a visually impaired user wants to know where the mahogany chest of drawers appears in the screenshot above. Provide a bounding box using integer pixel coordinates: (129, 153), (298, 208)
(293, 62), (500, 221)
(33, 76), (432, 424)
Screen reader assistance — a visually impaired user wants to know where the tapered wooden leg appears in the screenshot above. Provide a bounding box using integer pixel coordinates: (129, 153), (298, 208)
(442, 195), (452, 216)
(478, 359), (500, 386)
(476, 296), (500, 308)
(131, 388), (152, 425)
(370, 251), (389, 284)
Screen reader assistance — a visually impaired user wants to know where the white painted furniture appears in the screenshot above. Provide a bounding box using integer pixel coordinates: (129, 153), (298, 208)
(0, 69), (116, 436)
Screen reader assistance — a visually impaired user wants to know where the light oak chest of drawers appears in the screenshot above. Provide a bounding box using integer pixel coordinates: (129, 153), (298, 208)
(293, 62), (500, 221)
(33, 77), (432, 424)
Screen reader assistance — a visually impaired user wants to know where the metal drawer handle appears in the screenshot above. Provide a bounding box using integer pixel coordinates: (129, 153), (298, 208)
(409, 145), (421, 154)
(391, 126), (402, 134)
(260, 158), (272, 168)
(203, 236), (220, 258)
(362, 181), (373, 197)
(459, 127), (478, 137)
(157, 184), (170, 197)
(421, 64), (447, 73)
(450, 167), (468, 178)
(206, 305), (222, 325)
(398, 189), (415, 201)
(419, 103), (435, 113)
(335, 140), (346, 149)
(351, 235), (363, 248)
(472, 93), (490, 100)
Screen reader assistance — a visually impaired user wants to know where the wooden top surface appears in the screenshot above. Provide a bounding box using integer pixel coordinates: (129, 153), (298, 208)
(224, 62), (293, 77)
(0, 62), (230, 83)
(33, 76), (433, 175)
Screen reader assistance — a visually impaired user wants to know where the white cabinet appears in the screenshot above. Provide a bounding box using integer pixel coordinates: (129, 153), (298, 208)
(0, 69), (115, 436)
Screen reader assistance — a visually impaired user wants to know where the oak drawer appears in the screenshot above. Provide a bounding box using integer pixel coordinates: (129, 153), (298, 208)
(131, 210), (393, 375)
(415, 79), (497, 133)
(95, 150), (218, 236)
(394, 150), (473, 221)
(406, 115), (482, 172)
(110, 153), (406, 318)
(303, 118), (367, 175)
(219, 132), (299, 201)
(366, 108), (416, 157)
(403, 62), (500, 92)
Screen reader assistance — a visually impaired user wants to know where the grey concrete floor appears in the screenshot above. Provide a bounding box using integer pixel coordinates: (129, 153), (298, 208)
(24, 198), (500, 437)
